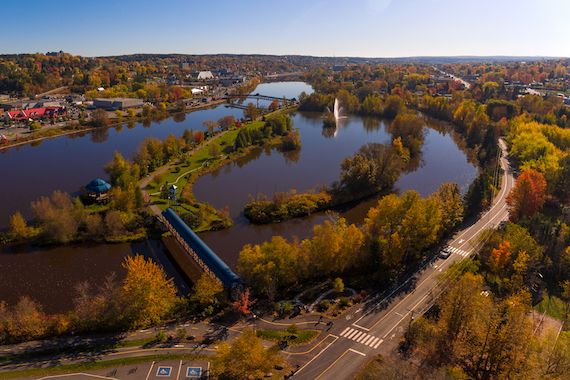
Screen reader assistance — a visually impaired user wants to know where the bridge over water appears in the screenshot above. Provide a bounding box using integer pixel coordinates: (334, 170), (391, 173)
(160, 208), (241, 290)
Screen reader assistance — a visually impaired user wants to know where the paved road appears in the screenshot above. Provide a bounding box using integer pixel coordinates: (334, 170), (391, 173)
(291, 139), (514, 379)
(433, 67), (471, 89)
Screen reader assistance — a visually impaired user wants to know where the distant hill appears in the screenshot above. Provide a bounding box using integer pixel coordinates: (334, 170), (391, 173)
(0, 52), (565, 65)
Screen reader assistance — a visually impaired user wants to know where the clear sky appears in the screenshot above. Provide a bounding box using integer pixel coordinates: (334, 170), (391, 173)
(1, 0), (569, 57)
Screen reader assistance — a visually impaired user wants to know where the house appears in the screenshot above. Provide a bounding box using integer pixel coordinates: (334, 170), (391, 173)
(4, 106), (66, 121)
(197, 71), (214, 80)
(93, 98), (143, 110)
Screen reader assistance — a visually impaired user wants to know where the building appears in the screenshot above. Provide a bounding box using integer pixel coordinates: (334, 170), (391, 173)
(197, 71), (214, 80)
(4, 106), (66, 121)
(93, 98), (143, 110)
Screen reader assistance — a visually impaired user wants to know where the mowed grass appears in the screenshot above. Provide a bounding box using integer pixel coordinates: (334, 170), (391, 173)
(149, 121), (263, 208)
(535, 293), (568, 321)
(256, 329), (319, 345)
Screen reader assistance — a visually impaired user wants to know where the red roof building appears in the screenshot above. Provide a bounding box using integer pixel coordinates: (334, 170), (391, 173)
(5, 106), (66, 121)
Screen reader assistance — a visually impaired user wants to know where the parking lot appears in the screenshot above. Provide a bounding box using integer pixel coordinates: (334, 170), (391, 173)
(33, 359), (210, 380)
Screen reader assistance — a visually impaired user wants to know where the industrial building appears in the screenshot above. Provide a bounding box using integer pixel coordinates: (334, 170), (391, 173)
(93, 98), (143, 110)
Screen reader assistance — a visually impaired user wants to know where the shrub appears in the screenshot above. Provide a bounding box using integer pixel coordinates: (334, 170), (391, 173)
(317, 300), (331, 312)
(339, 297), (352, 308)
(286, 324), (299, 335)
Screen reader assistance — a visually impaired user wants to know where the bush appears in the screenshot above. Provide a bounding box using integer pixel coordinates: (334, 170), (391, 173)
(286, 324), (299, 335)
(339, 297), (352, 308)
(155, 331), (166, 342)
(317, 300), (331, 312)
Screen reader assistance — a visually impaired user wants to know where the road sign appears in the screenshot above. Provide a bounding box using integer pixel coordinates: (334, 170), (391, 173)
(156, 366), (172, 377)
(186, 367), (202, 378)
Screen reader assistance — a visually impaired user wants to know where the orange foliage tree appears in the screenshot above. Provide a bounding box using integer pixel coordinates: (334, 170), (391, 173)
(489, 241), (512, 274)
(506, 169), (547, 221)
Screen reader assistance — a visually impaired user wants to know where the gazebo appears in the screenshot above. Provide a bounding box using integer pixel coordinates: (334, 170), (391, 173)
(84, 178), (112, 203)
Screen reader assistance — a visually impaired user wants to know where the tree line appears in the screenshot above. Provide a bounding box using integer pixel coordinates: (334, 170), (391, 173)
(238, 183), (463, 301)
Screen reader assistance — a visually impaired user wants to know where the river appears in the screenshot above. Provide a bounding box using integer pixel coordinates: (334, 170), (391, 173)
(0, 82), (477, 312)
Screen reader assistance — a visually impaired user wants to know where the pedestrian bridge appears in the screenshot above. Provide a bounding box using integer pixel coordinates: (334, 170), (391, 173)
(161, 208), (241, 289)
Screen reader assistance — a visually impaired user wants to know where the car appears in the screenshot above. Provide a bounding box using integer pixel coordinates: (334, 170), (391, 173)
(439, 247), (452, 259)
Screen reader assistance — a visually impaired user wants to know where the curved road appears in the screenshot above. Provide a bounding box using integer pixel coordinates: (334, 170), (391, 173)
(291, 138), (514, 379)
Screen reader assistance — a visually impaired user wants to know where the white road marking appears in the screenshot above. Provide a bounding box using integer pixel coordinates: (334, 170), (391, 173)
(145, 361), (155, 380)
(340, 327), (351, 336)
(295, 335), (339, 376)
(346, 329), (359, 339)
(352, 331), (364, 341)
(368, 337), (380, 347)
(356, 333), (368, 343)
(348, 348), (366, 356)
(362, 335), (375, 345)
(373, 339), (384, 349)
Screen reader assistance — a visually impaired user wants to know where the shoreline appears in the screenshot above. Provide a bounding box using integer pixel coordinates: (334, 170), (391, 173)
(0, 99), (227, 152)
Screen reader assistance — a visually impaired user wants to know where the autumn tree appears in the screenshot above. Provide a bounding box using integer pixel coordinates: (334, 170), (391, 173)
(434, 182), (464, 233)
(190, 130), (204, 144)
(489, 241), (512, 274)
(31, 190), (84, 243)
(91, 109), (109, 128)
(232, 288), (254, 315)
(506, 169), (547, 221)
(218, 115), (236, 130)
(301, 218), (364, 276)
(244, 102), (260, 120)
(237, 236), (300, 300)
(268, 99), (279, 112)
(191, 273), (223, 307)
(120, 255), (177, 329)
(364, 191), (442, 273)
(0, 297), (48, 343)
(203, 119), (218, 134)
(9, 211), (33, 240)
(388, 112), (425, 157)
(212, 328), (282, 379)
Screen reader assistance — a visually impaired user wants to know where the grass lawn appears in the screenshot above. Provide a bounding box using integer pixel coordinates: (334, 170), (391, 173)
(535, 293), (568, 321)
(147, 120), (270, 232)
(256, 328), (319, 345)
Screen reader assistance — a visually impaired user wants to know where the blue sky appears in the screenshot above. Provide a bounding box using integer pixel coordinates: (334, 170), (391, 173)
(1, 0), (569, 57)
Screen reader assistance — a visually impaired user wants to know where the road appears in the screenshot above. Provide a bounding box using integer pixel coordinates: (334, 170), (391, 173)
(433, 67), (471, 89)
(291, 138), (514, 379)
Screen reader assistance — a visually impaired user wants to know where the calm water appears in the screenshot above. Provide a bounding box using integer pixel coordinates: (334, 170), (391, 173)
(0, 82), (476, 312)
(0, 105), (245, 229)
(0, 240), (189, 314)
(194, 112), (477, 267)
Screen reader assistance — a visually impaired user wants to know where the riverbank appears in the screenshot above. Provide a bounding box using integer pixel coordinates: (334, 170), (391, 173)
(0, 99), (226, 152)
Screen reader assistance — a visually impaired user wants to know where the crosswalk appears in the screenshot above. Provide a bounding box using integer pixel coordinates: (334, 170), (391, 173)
(448, 246), (470, 257)
(339, 327), (383, 349)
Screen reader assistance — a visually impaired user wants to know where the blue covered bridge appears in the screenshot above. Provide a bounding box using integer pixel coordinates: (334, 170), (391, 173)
(161, 208), (241, 289)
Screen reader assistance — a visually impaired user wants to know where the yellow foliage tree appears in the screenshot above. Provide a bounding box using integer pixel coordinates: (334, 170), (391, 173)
(121, 255), (177, 329)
